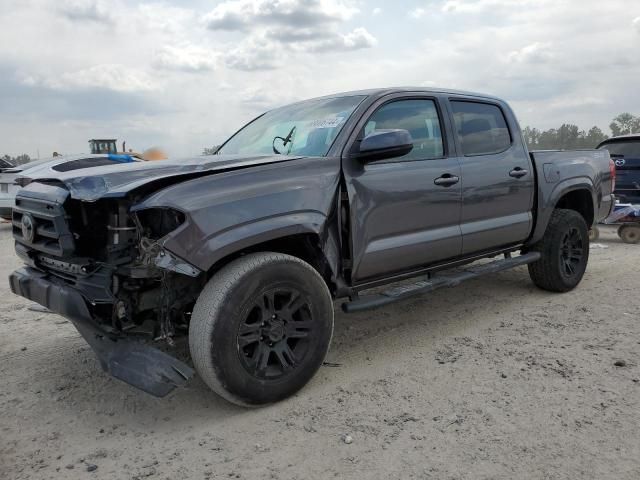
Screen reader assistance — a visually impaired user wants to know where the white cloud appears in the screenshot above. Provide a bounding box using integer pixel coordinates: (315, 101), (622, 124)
(201, 0), (373, 59)
(409, 8), (426, 19)
(508, 42), (553, 64)
(307, 27), (377, 52)
(136, 3), (196, 35)
(224, 38), (282, 71)
(153, 44), (219, 72)
(27, 64), (158, 93)
(57, 0), (113, 24)
(1, 0), (639, 159)
(441, 0), (546, 14)
(372, 8), (382, 16)
(203, 0), (358, 31)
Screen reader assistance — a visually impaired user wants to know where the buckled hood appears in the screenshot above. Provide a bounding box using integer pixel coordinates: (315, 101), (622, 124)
(29, 154), (305, 201)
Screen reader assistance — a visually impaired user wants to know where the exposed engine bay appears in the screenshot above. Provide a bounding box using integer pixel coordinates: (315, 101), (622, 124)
(10, 182), (208, 395)
(14, 185), (204, 343)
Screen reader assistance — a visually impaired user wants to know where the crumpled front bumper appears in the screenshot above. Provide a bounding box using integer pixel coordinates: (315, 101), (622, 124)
(9, 267), (194, 397)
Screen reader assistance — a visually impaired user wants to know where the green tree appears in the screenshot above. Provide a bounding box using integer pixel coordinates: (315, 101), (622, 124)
(610, 113), (640, 136)
(585, 126), (608, 147)
(522, 126), (541, 149)
(522, 122), (613, 150)
(557, 124), (581, 149)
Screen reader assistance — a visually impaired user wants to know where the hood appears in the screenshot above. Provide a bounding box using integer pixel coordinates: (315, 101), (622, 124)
(29, 154), (306, 201)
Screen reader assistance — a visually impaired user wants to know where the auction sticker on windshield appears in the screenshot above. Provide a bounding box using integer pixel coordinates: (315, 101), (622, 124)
(309, 117), (344, 129)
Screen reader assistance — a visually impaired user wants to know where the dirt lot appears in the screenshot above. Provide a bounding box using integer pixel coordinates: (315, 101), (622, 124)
(1, 220), (639, 480)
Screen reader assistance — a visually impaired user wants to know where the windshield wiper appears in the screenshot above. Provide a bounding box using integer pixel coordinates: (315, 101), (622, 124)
(272, 126), (297, 155)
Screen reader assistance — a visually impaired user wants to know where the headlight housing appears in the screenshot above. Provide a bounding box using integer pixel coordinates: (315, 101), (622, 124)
(134, 207), (186, 240)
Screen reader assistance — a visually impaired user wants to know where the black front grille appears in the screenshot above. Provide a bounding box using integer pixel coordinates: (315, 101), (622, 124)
(13, 196), (75, 257)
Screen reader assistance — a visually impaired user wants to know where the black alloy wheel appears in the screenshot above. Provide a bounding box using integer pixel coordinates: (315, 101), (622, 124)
(237, 289), (314, 380)
(559, 227), (584, 278)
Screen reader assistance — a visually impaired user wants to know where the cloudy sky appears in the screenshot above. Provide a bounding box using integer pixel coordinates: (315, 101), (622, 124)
(1, 0), (639, 158)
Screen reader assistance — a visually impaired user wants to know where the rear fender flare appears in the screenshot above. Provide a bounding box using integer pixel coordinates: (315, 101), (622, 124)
(529, 177), (596, 245)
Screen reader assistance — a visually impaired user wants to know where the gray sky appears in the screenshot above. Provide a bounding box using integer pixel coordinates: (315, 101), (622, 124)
(1, 0), (639, 158)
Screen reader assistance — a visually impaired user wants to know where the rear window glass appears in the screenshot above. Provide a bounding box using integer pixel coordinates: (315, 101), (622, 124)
(451, 101), (512, 156)
(598, 140), (640, 158)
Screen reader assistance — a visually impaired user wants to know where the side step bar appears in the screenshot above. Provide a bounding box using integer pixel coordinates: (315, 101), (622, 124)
(342, 252), (541, 313)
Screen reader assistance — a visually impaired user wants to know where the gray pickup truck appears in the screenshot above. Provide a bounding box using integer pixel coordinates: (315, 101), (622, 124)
(9, 88), (615, 406)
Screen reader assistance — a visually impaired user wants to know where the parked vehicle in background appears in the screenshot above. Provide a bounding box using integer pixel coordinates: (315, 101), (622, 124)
(591, 203), (640, 244)
(0, 158), (16, 219)
(9, 88), (615, 406)
(0, 157), (14, 171)
(0, 154), (138, 220)
(598, 134), (640, 204)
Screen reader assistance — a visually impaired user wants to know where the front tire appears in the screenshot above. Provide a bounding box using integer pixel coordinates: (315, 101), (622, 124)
(189, 252), (334, 407)
(528, 209), (589, 292)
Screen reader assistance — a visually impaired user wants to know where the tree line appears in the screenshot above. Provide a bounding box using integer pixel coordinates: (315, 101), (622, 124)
(523, 113), (640, 150)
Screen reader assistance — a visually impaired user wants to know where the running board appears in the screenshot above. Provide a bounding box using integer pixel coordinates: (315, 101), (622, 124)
(342, 252), (541, 313)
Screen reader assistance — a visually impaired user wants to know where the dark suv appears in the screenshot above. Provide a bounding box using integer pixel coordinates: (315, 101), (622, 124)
(598, 134), (640, 203)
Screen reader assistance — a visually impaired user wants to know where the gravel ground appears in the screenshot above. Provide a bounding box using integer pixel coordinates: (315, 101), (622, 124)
(1, 220), (639, 480)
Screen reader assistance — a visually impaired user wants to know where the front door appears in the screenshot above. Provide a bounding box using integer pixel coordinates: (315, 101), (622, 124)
(343, 96), (463, 282)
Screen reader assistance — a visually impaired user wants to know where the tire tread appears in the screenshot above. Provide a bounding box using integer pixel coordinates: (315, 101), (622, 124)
(189, 252), (333, 407)
(528, 208), (589, 293)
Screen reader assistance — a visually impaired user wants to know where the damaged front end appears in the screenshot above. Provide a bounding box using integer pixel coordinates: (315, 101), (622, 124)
(9, 182), (204, 396)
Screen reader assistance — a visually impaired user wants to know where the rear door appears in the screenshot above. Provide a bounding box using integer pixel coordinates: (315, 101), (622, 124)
(448, 98), (535, 254)
(598, 138), (640, 203)
(343, 94), (463, 282)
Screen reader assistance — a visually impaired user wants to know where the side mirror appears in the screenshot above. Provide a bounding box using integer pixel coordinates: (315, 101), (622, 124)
(352, 129), (413, 162)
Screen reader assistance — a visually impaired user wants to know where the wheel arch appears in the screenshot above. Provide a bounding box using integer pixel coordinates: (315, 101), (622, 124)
(554, 188), (595, 227)
(529, 179), (597, 245)
(198, 218), (342, 296)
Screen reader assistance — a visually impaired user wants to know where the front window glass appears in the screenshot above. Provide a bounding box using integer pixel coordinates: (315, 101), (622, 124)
(217, 96), (366, 157)
(362, 99), (445, 160)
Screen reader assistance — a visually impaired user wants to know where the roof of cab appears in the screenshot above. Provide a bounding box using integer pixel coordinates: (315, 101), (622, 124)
(285, 87), (503, 106)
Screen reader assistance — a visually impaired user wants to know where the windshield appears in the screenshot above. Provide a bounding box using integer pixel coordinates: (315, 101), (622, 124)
(217, 95), (366, 157)
(599, 140), (640, 158)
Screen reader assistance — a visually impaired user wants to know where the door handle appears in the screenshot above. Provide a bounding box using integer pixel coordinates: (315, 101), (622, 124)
(434, 174), (460, 187)
(509, 168), (528, 178)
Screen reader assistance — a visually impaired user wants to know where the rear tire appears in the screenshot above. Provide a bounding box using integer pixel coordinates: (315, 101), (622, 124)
(528, 209), (589, 292)
(189, 252), (334, 407)
(618, 225), (640, 244)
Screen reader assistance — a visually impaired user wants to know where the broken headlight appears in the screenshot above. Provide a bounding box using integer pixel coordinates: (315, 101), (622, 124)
(134, 207), (186, 240)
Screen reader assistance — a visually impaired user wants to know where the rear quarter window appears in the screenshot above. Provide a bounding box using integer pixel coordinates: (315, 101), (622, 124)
(451, 101), (512, 156)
